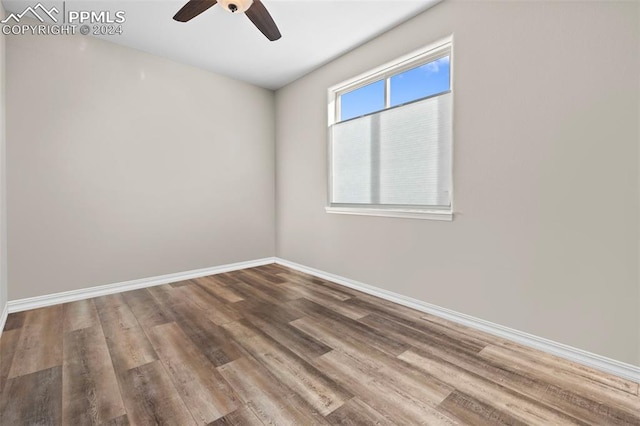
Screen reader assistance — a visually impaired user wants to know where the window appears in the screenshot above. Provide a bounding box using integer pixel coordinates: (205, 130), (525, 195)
(340, 80), (385, 121)
(327, 37), (453, 220)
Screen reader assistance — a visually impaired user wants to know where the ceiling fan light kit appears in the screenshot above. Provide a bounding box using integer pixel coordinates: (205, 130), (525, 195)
(219, 0), (253, 14)
(173, 0), (282, 41)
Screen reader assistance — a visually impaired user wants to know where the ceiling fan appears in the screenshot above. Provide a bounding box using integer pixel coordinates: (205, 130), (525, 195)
(173, 0), (282, 41)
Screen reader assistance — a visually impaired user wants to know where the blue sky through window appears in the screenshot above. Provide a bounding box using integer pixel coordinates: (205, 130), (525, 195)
(390, 56), (450, 107)
(340, 80), (385, 122)
(339, 56), (450, 122)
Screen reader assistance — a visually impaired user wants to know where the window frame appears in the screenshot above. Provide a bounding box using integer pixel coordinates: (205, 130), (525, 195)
(326, 36), (454, 221)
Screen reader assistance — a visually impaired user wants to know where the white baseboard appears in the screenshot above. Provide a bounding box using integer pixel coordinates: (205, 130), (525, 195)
(5, 255), (638, 383)
(7, 257), (275, 313)
(0, 302), (7, 339)
(274, 257), (640, 384)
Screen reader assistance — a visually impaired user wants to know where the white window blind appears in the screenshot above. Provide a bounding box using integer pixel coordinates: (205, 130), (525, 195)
(331, 92), (452, 208)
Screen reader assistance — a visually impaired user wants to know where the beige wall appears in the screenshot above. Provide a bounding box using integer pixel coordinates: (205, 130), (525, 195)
(0, 2), (6, 317)
(275, 0), (640, 365)
(7, 30), (275, 300)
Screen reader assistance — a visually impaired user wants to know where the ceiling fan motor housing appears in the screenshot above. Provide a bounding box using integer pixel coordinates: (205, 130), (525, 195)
(173, 0), (281, 41)
(219, 0), (254, 14)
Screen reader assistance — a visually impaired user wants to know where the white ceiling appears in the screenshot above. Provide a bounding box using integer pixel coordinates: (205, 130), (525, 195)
(3, 0), (441, 89)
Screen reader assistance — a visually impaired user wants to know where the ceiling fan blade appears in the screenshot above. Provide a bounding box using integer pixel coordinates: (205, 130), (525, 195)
(173, 0), (218, 22)
(245, 0), (281, 41)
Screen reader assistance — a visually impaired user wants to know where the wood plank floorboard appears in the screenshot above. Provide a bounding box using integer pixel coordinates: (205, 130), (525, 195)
(359, 312), (486, 355)
(118, 360), (197, 426)
(289, 298), (411, 357)
(242, 267), (288, 285)
(174, 285), (243, 326)
(3, 310), (26, 331)
(102, 414), (130, 425)
(482, 341), (640, 398)
(1, 264), (639, 425)
(62, 299), (100, 333)
(222, 319), (352, 416)
(218, 355), (331, 425)
(195, 276), (245, 303)
(8, 305), (63, 378)
(169, 279), (193, 289)
(235, 298), (305, 324)
(399, 349), (593, 425)
(0, 366), (63, 425)
(324, 397), (394, 426)
(279, 279), (370, 320)
(209, 272), (241, 286)
(243, 311), (333, 362)
(228, 279), (286, 306)
(208, 406), (264, 426)
(151, 294), (244, 368)
(438, 390), (529, 426)
(148, 322), (240, 423)
(94, 294), (159, 373)
(121, 289), (173, 330)
(0, 328), (20, 392)
(62, 325), (126, 425)
(235, 270), (300, 302)
(313, 350), (457, 425)
(279, 274), (353, 302)
(347, 296), (491, 350)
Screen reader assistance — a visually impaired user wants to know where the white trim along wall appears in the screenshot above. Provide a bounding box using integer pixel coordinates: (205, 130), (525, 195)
(0, 302), (7, 339)
(4, 258), (639, 384)
(6, 258), (273, 313)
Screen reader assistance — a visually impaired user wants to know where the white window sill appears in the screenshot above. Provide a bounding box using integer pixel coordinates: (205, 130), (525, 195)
(325, 206), (453, 221)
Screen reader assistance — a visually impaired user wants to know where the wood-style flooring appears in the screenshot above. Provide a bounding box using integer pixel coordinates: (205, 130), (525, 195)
(1, 264), (639, 425)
